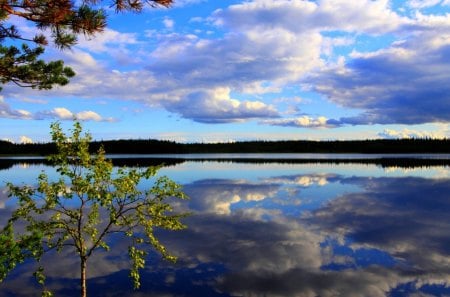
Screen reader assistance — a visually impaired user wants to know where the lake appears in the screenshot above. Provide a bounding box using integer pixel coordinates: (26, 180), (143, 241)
(1, 154), (450, 296)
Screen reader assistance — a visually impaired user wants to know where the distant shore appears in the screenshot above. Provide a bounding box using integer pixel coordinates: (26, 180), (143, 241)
(1, 138), (450, 156)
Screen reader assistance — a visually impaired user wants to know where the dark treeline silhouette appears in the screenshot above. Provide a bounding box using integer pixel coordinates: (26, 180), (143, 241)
(179, 138), (450, 154)
(0, 140), (56, 155)
(1, 138), (450, 156)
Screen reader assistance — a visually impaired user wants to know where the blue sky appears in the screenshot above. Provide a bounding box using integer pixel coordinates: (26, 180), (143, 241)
(2, 0), (450, 143)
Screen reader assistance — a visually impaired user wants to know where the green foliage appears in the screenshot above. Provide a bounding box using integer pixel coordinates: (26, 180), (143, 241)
(0, 121), (188, 296)
(0, 44), (75, 90)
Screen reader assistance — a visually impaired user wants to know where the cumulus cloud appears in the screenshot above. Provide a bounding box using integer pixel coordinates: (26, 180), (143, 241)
(51, 107), (73, 119)
(19, 136), (33, 144)
(212, 0), (407, 34)
(3, 0), (448, 127)
(76, 28), (139, 53)
(378, 128), (447, 139)
(162, 88), (279, 123)
(35, 107), (115, 122)
(261, 116), (331, 128)
(0, 102), (114, 122)
(76, 110), (104, 122)
(0, 96), (32, 119)
(134, 21), (325, 123)
(142, 0), (447, 126)
(52, 51), (161, 99)
(308, 27), (450, 126)
(147, 29), (323, 91)
(2, 0), (329, 123)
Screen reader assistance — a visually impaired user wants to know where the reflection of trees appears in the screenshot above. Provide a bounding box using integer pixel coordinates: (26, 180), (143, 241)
(1, 157), (449, 173)
(0, 158), (50, 171)
(191, 158), (450, 168)
(0, 158), (184, 171)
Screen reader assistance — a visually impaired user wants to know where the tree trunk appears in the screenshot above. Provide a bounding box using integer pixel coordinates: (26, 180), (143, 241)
(81, 257), (87, 297)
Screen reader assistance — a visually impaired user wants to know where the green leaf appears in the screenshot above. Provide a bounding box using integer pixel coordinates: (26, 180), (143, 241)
(0, 45), (75, 91)
(33, 266), (46, 285)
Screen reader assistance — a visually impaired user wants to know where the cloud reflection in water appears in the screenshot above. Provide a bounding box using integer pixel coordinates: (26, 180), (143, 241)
(0, 163), (449, 296)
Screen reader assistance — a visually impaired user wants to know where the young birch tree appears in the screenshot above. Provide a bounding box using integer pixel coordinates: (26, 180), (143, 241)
(0, 121), (188, 297)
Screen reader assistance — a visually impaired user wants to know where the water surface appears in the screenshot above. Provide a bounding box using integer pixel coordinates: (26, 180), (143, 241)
(0, 156), (449, 296)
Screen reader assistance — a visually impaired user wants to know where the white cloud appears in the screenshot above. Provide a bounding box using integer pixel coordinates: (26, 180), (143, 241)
(378, 128), (447, 139)
(76, 28), (139, 53)
(262, 116), (331, 128)
(4, 0), (447, 128)
(111, 0), (409, 123)
(213, 0), (407, 34)
(307, 22), (450, 126)
(1, 1), (333, 124)
(149, 29), (324, 90)
(0, 96), (115, 122)
(76, 110), (103, 122)
(30, 51), (160, 100)
(408, 0), (441, 9)
(266, 174), (330, 187)
(163, 17), (175, 29)
(52, 107), (73, 120)
(0, 96), (33, 119)
(20, 136), (33, 144)
(35, 107), (114, 122)
(162, 87), (279, 123)
(185, 179), (278, 215)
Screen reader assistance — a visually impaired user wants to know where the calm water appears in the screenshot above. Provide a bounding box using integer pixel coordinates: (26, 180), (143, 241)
(0, 155), (449, 296)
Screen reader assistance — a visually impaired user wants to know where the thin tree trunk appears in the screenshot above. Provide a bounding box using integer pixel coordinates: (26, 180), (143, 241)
(81, 257), (87, 297)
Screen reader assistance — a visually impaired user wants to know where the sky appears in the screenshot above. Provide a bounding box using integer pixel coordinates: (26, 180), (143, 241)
(2, 0), (450, 143)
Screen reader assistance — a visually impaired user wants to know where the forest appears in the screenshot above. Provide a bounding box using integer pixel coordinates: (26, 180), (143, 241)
(1, 138), (450, 156)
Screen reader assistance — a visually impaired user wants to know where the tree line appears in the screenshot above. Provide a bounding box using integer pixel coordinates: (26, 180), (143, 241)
(1, 138), (450, 155)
